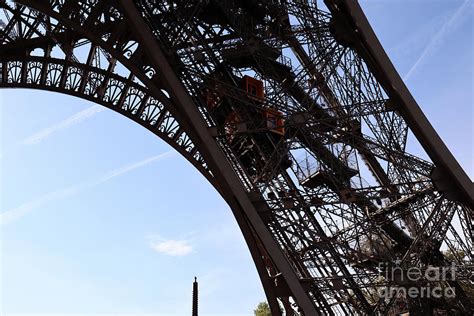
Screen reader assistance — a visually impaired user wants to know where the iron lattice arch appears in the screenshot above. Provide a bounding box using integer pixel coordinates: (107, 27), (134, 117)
(1, 1), (473, 315)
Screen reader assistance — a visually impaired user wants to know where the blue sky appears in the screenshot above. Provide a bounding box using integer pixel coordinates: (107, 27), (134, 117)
(0, 1), (472, 315)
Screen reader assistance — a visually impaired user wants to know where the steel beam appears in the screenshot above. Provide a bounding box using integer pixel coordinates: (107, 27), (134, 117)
(116, 1), (318, 313)
(326, 0), (474, 207)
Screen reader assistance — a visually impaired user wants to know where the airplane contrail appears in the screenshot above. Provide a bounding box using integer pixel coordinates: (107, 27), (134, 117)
(0, 151), (174, 226)
(403, 0), (472, 81)
(21, 105), (105, 145)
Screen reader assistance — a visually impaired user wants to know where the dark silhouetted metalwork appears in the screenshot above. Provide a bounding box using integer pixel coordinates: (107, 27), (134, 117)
(1, 0), (472, 314)
(193, 277), (198, 316)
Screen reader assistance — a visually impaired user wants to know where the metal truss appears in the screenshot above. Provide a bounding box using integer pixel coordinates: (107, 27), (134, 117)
(0, 1), (213, 185)
(1, 0), (472, 315)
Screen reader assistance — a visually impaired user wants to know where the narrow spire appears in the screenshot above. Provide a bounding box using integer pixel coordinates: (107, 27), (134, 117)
(192, 277), (198, 316)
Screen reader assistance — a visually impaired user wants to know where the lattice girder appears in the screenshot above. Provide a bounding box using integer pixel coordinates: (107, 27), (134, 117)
(2, 0), (473, 315)
(0, 0), (213, 184)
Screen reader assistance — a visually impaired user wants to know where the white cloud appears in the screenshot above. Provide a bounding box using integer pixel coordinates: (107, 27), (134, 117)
(21, 105), (105, 145)
(403, 0), (473, 81)
(149, 236), (194, 256)
(0, 151), (174, 226)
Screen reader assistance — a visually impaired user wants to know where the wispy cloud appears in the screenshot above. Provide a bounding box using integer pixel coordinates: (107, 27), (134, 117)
(21, 105), (105, 146)
(0, 187), (79, 226)
(0, 105), (105, 159)
(148, 235), (194, 256)
(403, 0), (473, 81)
(0, 151), (174, 226)
(94, 151), (174, 184)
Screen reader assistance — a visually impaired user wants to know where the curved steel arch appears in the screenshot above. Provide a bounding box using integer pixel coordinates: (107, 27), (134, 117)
(0, 0), (217, 185)
(0, 55), (214, 186)
(0, 2), (304, 313)
(0, 55), (287, 311)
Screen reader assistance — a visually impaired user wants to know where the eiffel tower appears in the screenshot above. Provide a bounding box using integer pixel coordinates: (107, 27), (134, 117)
(0, 1), (472, 314)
